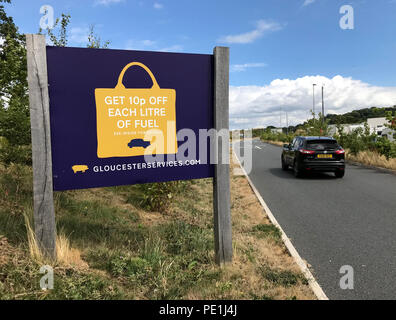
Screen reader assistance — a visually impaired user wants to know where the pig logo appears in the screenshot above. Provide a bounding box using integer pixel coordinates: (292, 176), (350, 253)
(72, 165), (89, 173)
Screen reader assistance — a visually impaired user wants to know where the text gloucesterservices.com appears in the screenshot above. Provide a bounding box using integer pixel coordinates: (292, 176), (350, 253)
(92, 159), (202, 173)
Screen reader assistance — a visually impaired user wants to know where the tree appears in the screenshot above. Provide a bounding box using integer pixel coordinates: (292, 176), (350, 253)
(87, 25), (110, 49)
(384, 110), (396, 141)
(384, 111), (396, 130)
(40, 18), (110, 49)
(303, 112), (329, 136)
(325, 106), (396, 125)
(0, 0), (31, 164)
(1, 2), (110, 165)
(40, 13), (71, 47)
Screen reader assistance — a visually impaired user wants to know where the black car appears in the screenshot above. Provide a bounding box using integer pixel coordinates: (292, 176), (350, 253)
(127, 138), (151, 149)
(281, 136), (345, 178)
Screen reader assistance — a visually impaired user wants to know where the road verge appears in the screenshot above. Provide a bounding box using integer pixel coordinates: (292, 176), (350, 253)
(233, 146), (328, 300)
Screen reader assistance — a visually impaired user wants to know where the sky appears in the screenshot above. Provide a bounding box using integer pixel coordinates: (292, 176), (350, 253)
(4, 0), (396, 129)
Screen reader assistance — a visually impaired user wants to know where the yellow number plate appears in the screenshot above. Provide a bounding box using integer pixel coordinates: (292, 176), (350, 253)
(317, 154), (333, 159)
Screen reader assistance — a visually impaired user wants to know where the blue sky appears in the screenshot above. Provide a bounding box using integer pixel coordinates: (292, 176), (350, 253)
(4, 0), (396, 128)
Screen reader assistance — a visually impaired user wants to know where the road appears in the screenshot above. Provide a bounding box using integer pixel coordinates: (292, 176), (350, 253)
(235, 139), (396, 299)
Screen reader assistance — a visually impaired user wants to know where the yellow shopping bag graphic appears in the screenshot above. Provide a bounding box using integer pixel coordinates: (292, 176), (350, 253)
(95, 62), (177, 158)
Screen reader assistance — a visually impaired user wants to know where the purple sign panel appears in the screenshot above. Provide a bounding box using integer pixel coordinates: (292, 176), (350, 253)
(46, 46), (214, 191)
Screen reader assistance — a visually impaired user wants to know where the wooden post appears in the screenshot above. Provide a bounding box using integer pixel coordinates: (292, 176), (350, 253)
(213, 46), (232, 265)
(26, 34), (57, 259)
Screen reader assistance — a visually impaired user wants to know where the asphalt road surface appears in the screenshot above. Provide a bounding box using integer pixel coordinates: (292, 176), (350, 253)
(235, 139), (396, 299)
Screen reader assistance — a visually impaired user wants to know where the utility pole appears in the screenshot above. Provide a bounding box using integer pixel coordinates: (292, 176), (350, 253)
(280, 107), (282, 129)
(286, 111), (289, 135)
(312, 83), (317, 119)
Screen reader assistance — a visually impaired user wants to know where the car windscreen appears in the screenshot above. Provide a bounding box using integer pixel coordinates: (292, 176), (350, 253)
(305, 140), (339, 150)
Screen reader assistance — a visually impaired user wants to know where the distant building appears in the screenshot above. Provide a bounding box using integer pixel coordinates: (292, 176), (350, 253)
(328, 125), (337, 136)
(328, 123), (365, 136)
(366, 117), (389, 136)
(345, 124), (365, 134)
(381, 128), (395, 142)
(270, 128), (283, 134)
(329, 117), (394, 140)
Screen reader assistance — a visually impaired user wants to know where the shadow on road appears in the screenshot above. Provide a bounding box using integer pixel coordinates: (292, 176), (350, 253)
(268, 168), (337, 180)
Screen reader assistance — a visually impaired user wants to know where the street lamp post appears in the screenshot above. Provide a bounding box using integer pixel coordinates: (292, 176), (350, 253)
(279, 107), (282, 129)
(286, 111), (288, 135)
(321, 85), (325, 125)
(312, 83), (317, 119)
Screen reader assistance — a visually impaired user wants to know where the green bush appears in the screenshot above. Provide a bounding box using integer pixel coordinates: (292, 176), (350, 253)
(376, 137), (396, 160)
(334, 123), (396, 159)
(260, 129), (294, 143)
(137, 180), (191, 212)
(344, 128), (366, 155)
(0, 139), (32, 166)
(303, 114), (330, 136)
(109, 254), (150, 277)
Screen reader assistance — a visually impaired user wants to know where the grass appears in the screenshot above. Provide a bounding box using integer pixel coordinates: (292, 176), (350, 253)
(259, 264), (308, 287)
(252, 224), (282, 244)
(0, 159), (315, 300)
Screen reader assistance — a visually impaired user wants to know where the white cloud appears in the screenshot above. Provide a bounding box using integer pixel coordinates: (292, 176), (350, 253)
(0, 37), (4, 46)
(303, 0), (316, 6)
(125, 39), (157, 50)
(153, 2), (163, 9)
(125, 40), (183, 52)
(158, 44), (183, 52)
(231, 63), (267, 72)
(69, 27), (90, 44)
(229, 75), (396, 129)
(94, 0), (124, 6)
(218, 19), (283, 44)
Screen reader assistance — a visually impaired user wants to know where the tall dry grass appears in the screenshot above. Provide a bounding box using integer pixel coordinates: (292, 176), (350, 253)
(22, 209), (87, 268)
(346, 149), (396, 171)
(56, 233), (88, 268)
(23, 209), (44, 263)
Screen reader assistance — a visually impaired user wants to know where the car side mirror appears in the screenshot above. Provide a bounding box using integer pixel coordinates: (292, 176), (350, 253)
(283, 144), (290, 149)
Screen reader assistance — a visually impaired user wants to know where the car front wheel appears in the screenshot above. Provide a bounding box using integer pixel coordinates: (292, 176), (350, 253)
(281, 156), (288, 170)
(293, 160), (302, 178)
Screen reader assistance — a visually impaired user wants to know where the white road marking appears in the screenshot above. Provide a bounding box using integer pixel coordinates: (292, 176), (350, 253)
(255, 146), (261, 149)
